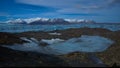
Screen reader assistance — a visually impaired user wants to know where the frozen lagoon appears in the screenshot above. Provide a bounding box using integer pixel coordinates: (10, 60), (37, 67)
(2, 35), (114, 55)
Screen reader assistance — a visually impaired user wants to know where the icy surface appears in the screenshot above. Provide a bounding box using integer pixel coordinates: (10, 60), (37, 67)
(0, 23), (120, 33)
(46, 35), (114, 54)
(2, 37), (56, 54)
(41, 38), (64, 45)
(2, 35), (114, 55)
(2, 36), (113, 65)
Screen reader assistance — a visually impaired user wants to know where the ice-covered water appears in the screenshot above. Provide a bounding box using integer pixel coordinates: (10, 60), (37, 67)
(0, 23), (120, 33)
(2, 35), (114, 55)
(41, 38), (64, 45)
(46, 35), (114, 54)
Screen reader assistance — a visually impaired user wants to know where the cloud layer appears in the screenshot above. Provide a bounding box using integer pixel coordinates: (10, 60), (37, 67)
(0, 0), (120, 22)
(16, 0), (120, 14)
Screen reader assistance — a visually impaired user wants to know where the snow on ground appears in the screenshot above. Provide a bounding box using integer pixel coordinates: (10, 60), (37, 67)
(2, 35), (114, 55)
(41, 38), (64, 45)
(2, 37), (48, 54)
(49, 32), (61, 35)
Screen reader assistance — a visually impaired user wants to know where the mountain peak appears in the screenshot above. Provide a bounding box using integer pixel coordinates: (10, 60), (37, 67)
(6, 17), (96, 24)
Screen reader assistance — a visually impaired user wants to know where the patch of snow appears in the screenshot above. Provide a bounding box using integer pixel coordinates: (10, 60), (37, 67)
(24, 17), (41, 24)
(3, 38), (40, 51)
(49, 32), (61, 35)
(2, 37), (56, 54)
(20, 37), (32, 42)
(30, 37), (39, 43)
(41, 38), (64, 45)
(65, 19), (85, 23)
(6, 19), (26, 24)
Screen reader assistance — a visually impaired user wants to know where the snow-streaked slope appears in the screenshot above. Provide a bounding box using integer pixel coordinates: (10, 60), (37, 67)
(6, 17), (95, 24)
(24, 17), (49, 24)
(6, 19), (26, 24)
(65, 19), (95, 23)
(65, 19), (86, 23)
(2, 35), (114, 55)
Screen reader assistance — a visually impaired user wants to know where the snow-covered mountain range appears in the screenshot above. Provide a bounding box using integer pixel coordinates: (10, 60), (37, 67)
(6, 17), (96, 24)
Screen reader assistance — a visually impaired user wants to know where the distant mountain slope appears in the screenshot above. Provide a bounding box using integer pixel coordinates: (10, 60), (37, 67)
(6, 17), (96, 24)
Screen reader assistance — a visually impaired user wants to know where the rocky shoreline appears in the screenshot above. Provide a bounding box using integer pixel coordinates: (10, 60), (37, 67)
(0, 27), (120, 67)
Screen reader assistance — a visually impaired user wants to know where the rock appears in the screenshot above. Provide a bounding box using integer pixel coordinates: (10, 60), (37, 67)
(39, 41), (49, 46)
(59, 52), (106, 67)
(0, 32), (28, 45)
(0, 46), (68, 67)
(1, 28), (120, 67)
(17, 28), (120, 67)
(112, 63), (120, 67)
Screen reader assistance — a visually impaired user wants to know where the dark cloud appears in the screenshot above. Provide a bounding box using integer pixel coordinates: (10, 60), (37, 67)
(83, 0), (120, 10)
(112, 0), (120, 3)
(108, 0), (120, 6)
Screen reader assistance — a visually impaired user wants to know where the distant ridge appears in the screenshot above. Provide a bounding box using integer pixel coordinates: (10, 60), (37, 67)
(6, 17), (96, 24)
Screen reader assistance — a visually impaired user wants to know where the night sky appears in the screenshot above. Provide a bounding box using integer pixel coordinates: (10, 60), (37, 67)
(0, 0), (120, 23)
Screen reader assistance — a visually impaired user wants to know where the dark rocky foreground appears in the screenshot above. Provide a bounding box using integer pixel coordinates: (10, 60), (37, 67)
(0, 32), (27, 45)
(0, 27), (120, 67)
(0, 46), (68, 67)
